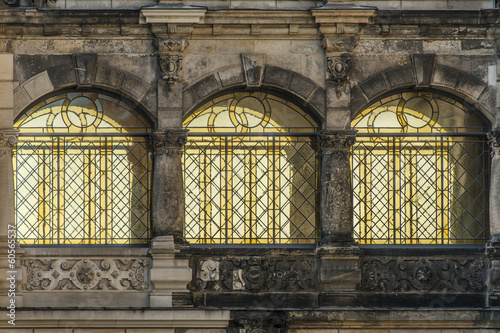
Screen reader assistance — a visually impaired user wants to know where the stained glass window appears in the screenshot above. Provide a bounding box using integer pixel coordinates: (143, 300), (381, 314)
(352, 91), (490, 244)
(14, 91), (153, 244)
(183, 91), (320, 244)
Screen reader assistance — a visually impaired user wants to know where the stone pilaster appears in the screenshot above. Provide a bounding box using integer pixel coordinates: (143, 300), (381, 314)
(317, 129), (361, 293)
(152, 129), (188, 243)
(0, 130), (17, 237)
(319, 130), (354, 244)
(0, 129), (23, 308)
(488, 131), (500, 243)
(487, 131), (500, 307)
(319, 130), (356, 247)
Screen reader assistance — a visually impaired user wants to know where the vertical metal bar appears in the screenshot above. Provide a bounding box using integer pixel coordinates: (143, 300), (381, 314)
(105, 136), (108, 244)
(485, 137), (489, 241)
(392, 136), (396, 244)
(441, 136), (444, 245)
(225, 136), (228, 244)
(272, 136), (276, 244)
(57, 136), (60, 245)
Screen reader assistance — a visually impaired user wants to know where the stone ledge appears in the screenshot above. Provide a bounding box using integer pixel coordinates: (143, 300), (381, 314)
(6, 309), (230, 328)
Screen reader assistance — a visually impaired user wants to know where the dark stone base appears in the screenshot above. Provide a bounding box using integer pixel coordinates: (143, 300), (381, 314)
(193, 292), (319, 308)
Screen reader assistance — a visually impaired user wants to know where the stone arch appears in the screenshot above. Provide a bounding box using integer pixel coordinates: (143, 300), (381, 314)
(14, 63), (157, 124)
(350, 62), (495, 125)
(182, 65), (326, 124)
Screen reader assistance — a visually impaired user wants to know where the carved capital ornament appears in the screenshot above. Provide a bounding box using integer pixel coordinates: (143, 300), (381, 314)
(320, 130), (357, 152)
(152, 130), (188, 156)
(0, 129), (19, 157)
(488, 131), (500, 156)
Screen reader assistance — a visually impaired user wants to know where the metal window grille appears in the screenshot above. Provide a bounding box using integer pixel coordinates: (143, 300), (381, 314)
(14, 91), (153, 244)
(352, 133), (490, 244)
(14, 134), (152, 245)
(184, 133), (320, 244)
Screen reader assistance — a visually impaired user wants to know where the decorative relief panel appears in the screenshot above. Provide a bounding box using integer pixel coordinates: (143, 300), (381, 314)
(196, 257), (317, 293)
(22, 258), (150, 291)
(361, 258), (487, 292)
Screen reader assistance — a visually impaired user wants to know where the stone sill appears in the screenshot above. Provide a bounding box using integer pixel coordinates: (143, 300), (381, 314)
(1, 308), (231, 328)
(20, 245), (150, 257)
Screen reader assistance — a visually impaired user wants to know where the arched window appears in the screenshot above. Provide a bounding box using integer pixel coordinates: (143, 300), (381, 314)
(183, 91), (320, 244)
(14, 91), (153, 245)
(352, 91), (490, 244)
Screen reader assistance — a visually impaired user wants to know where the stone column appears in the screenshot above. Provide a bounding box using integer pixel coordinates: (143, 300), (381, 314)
(0, 53), (23, 308)
(487, 132), (500, 307)
(152, 129), (188, 241)
(319, 130), (356, 247)
(488, 131), (500, 242)
(0, 131), (17, 237)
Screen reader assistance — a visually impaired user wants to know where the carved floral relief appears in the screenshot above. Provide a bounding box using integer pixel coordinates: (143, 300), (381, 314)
(22, 258), (150, 291)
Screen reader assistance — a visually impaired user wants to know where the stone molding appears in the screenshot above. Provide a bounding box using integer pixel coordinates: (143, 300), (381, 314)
(21, 258), (150, 291)
(152, 129), (188, 156)
(140, 7), (207, 25)
(361, 257), (487, 292)
(311, 7), (376, 25)
(8, 309), (231, 329)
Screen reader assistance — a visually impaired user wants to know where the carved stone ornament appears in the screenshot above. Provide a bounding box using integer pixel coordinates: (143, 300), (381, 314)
(234, 311), (283, 333)
(242, 54), (267, 87)
(156, 36), (188, 91)
(361, 258), (487, 292)
(488, 131), (500, 156)
(320, 130), (356, 157)
(321, 37), (357, 53)
(21, 258), (150, 291)
(152, 130), (188, 156)
(159, 54), (183, 91)
(0, 130), (19, 157)
(195, 257), (317, 293)
(327, 54), (352, 97)
(157, 36), (188, 54)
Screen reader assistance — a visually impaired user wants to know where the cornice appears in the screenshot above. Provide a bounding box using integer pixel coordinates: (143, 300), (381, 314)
(203, 9), (315, 25)
(140, 6), (207, 24)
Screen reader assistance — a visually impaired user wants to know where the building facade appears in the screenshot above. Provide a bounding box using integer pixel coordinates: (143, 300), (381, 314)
(1, 0), (500, 331)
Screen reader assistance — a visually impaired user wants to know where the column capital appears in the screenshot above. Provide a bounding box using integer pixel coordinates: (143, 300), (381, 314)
(0, 129), (19, 156)
(152, 129), (188, 156)
(320, 130), (356, 151)
(488, 131), (500, 155)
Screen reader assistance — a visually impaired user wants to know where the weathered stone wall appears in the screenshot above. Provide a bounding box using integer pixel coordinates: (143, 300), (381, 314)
(1, 1), (500, 331)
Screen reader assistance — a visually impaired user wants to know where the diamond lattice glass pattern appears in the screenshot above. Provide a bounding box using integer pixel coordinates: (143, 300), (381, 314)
(352, 91), (490, 244)
(183, 91), (320, 244)
(14, 92), (152, 244)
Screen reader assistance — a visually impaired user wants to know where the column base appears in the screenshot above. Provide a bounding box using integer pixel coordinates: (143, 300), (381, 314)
(318, 237), (360, 252)
(149, 235), (192, 308)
